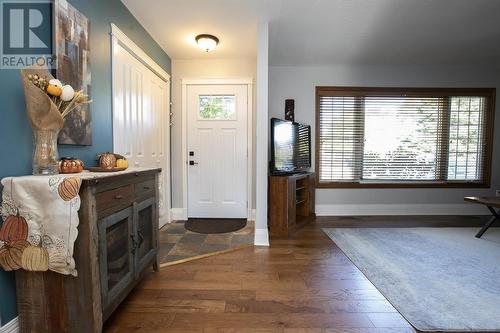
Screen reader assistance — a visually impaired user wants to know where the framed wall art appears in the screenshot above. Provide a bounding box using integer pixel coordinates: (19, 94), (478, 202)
(54, 0), (92, 145)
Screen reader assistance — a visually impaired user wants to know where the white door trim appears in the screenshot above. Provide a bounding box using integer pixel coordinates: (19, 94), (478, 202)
(181, 78), (253, 220)
(110, 23), (171, 226)
(110, 24), (170, 82)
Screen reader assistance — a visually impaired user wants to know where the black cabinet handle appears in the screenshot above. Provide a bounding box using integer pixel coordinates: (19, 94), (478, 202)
(130, 235), (138, 253)
(137, 230), (144, 248)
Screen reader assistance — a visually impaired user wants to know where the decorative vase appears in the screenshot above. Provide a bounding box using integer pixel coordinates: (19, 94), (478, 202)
(32, 129), (60, 175)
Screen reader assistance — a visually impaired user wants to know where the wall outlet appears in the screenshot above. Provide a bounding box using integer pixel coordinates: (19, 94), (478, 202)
(496, 190), (500, 197)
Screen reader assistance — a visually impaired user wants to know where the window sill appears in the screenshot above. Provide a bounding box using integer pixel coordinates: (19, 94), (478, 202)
(316, 181), (490, 189)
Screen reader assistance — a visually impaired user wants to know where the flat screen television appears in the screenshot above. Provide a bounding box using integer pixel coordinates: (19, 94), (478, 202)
(270, 118), (311, 174)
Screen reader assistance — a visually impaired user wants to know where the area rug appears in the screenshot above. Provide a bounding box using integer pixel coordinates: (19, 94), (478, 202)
(184, 218), (247, 234)
(323, 227), (500, 332)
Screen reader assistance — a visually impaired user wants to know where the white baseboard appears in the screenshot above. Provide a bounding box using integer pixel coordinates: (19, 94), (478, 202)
(247, 209), (256, 221)
(254, 228), (269, 246)
(315, 203), (488, 216)
(159, 213), (170, 228)
(0, 317), (19, 333)
(171, 208), (187, 221)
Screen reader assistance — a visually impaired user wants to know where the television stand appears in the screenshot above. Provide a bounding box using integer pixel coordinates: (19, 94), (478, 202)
(268, 172), (315, 237)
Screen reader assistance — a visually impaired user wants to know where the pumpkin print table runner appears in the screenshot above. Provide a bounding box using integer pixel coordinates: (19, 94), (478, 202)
(0, 168), (157, 276)
(0, 175), (82, 276)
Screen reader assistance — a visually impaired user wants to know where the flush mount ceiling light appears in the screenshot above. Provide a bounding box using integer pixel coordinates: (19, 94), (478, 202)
(195, 34), (219, 52)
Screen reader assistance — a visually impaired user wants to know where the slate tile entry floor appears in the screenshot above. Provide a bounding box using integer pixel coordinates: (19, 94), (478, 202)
(159, 220), (254, 264)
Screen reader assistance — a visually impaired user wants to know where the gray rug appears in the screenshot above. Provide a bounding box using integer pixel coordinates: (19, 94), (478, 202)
(323, 227), (500, 332)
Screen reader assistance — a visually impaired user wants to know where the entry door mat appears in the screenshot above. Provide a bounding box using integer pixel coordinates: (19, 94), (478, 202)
(323, 227), (500, 332)
(185, 218), (247, 234)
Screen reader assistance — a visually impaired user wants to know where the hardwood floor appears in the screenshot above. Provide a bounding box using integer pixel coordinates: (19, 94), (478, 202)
(103, 215), (487, 333)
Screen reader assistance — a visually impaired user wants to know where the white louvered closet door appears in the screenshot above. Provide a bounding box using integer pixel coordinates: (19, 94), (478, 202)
(112, 39), (170, 227)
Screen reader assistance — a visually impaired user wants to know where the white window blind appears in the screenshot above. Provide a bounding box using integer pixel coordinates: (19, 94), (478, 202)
(317, 88), (494, 187)
(318, 96), (363, 181)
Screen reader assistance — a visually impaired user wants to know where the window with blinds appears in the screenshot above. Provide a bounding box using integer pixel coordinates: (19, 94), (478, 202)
(316, 87), (495, 188)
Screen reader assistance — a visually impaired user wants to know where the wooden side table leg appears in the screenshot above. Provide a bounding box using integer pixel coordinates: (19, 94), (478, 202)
(475, 206), (499, 238)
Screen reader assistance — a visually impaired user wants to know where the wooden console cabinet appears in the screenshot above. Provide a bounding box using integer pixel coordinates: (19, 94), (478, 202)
(268, 172), (315, 237)
(15, 169), (161, 333)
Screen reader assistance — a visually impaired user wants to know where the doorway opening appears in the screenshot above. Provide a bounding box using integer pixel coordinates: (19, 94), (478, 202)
(159, 79), (254, 266)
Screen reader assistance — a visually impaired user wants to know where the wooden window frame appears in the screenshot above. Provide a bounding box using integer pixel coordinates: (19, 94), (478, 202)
(315, 87), (496, 189)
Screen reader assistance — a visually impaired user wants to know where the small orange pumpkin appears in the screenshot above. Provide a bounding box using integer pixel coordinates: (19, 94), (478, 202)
(58, 177), (82, 201)
(58, 157), (84, 174)
(99, 153), (117, 169)
(21, 245), (49, 272)
(0, 211), (29, 243)
(0, 240), (30, 271)
(46, 84), (62, 97)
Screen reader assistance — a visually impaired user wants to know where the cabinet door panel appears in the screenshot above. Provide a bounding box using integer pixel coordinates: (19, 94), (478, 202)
(99, 207), (135, 311)
(135, 198), (157, 274)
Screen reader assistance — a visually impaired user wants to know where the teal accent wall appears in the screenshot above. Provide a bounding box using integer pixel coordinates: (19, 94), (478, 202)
(0, 0), (171, 325)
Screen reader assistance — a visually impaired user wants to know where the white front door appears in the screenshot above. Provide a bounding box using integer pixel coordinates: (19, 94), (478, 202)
(112, 38), (170, 226)
(187, 84), (248, 218)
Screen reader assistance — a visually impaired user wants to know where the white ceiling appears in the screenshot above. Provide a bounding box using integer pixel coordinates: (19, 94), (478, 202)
(122, 0), (500, 66)
(121, 0), (277, 60)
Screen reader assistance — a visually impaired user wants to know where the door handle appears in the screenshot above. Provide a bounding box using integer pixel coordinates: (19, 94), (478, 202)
(189, 161), (198, 166)
(130, 235), (138, 254)
(137, 230), (144, 248)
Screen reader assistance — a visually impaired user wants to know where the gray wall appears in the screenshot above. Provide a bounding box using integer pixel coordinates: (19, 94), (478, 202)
(269, 65), (499, 214)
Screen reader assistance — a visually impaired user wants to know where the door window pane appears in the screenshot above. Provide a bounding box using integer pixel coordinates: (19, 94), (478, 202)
(199, 95), (236, 120)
